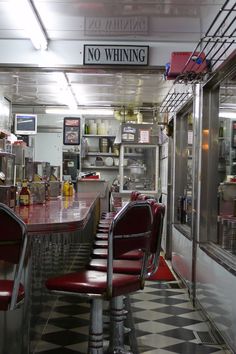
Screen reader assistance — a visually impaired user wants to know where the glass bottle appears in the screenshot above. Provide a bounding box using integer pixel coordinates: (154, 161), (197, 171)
(219, 121), (224, 138)
(19, 179), (31, 206)
(69, 180), (74, 196)
(63, 181), (70, 196)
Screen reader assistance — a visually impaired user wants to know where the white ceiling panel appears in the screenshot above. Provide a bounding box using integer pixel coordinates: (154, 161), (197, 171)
(0, 0), (234, 110)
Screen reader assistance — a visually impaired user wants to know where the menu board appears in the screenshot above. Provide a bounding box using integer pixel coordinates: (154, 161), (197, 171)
(63, 117), (80, 145)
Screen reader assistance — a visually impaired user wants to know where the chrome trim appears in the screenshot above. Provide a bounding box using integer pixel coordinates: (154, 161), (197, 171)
(114, 231), (151, 239)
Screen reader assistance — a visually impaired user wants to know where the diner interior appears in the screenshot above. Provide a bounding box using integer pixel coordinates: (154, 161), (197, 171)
(0, 1), (236, 354)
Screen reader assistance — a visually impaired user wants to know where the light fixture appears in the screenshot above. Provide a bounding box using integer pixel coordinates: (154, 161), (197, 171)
(54, 73), (78, 110)
(219, 111), (236, 119)
(10, 0), (48, 50)
(45, 108), (114, 116)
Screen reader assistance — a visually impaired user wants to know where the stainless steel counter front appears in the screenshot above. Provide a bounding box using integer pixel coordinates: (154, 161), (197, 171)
(0, 193), (100, 354)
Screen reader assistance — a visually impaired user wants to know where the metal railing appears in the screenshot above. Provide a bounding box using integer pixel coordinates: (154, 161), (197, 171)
(160, 0), (236, 114)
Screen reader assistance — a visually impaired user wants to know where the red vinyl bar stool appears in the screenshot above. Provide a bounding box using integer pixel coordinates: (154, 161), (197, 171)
(95, 192), (141, 241)
(45, 200), (153, 354)
(0, 203), (28, 311)
(93, 199), (157, 254)
(0, 203), (27, 311)
(89, 201), (165, 353)
(99, 190), (140, 223)
(89, 202), (165, 276)
(130, 191), (141, 201)
(88, 199), (165, 353)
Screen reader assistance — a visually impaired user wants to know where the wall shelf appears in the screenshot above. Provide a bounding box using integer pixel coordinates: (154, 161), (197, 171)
(83, 165), (118, 170)
(84, 134), (116, 138)
(87, 152), (118, 157)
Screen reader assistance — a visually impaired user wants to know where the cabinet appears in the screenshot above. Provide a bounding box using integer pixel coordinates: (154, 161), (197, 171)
(119, 144), (159, 194)
(81, 118), (120, 174)
(82, 134), (119, 170)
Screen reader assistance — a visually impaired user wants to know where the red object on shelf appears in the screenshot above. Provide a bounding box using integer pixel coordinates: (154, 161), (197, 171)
(83, 175), (99, 179)
(167, 52), (208, 79)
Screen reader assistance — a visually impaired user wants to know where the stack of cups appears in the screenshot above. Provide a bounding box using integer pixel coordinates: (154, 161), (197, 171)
(89, 120), (97, 135)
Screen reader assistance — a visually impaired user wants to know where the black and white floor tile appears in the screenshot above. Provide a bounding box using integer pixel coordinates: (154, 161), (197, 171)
(31, 244), (231, 354)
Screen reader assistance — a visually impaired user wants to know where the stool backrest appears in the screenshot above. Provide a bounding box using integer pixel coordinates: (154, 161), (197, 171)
(136, 193), (150, 201)
(0, 203), (28, 309)
(130, 191), (140, 201)
(107, 201), (153, 295)
(149, 202), (165, 254)
(147, 201), (165, 277)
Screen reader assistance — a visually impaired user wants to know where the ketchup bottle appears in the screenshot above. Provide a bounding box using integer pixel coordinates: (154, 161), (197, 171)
(19, 180), (31, 206)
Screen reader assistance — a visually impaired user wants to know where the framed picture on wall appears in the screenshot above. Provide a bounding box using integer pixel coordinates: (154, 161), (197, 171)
(63, 117), (80, 145)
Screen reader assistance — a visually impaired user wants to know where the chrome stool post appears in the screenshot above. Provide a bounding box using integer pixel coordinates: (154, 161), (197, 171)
(108, 296), (132, 354)
(88, 298), (103, 354)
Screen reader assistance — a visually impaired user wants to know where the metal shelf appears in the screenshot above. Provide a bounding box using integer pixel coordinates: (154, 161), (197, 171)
(84, 135), (116, 138)
(86, 152), (142, 157)
(87, 152), (118, 156)
(124, 153), (143, 157)
(82, 165), (118, 170)
(160, 0), (236, 114)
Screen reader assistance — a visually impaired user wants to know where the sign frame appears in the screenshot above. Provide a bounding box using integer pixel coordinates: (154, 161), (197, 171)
(83, 44), (149, 66)
(63, 117), (80, 146)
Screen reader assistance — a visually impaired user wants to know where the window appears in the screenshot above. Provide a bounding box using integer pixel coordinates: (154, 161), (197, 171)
(217, 75), (236, 255)
(201, 64), (236, 257)
(174, 104), (193, 237)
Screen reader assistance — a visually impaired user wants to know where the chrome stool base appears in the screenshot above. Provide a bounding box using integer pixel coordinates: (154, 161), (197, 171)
(107, 348), (133, 354)
(108, 296), (133, 354)
(88, 299), (103, 354)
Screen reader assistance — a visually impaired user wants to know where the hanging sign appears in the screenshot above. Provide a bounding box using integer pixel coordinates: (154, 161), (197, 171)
(83, 45), (149, 65)
(84, 16), (148, 35)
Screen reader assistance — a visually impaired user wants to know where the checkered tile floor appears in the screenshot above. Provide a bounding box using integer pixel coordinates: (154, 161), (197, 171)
(31, 243), (231, 354)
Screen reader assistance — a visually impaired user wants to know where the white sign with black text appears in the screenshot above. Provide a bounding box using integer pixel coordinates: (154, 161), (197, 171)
(83, 45), (149, 65)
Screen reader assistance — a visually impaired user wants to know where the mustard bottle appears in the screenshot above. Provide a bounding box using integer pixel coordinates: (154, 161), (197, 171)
(63, 181), (70, 196)
(69, 181), (74, 196)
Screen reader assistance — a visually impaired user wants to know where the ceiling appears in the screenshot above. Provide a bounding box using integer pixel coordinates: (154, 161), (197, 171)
(0, 0), (233, 111)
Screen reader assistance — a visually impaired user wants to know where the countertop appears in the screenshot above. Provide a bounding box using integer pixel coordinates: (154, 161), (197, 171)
(15, 192), (99, 234)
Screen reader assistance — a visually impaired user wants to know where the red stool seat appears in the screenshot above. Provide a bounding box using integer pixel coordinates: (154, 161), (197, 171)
(92, 248), (143, 259)
(0, 203), (28, 312)
(0, 281), (25, 311)
(88, 259), (143, 274)
(101, 212), (116, 219)
(46, 270), (142, 298)
(95, 233), (108, 240)
(98, 219), (112, 225)
(93, 240), (108, 248)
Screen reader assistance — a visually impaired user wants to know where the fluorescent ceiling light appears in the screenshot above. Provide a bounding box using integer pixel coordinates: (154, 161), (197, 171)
(220, 103), (236, 108)
(45, 108), (114, 116)
(10, 0), (48, 50)
(54, 73), (78, 110)
(219, 111), (236, 119)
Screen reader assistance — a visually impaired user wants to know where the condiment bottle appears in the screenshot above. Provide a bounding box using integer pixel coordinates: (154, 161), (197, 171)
(69, 181), (74, 196)
(219, 121), (224, 138)
(63, 181), (70, 196)
(19, 180), (31, 206)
